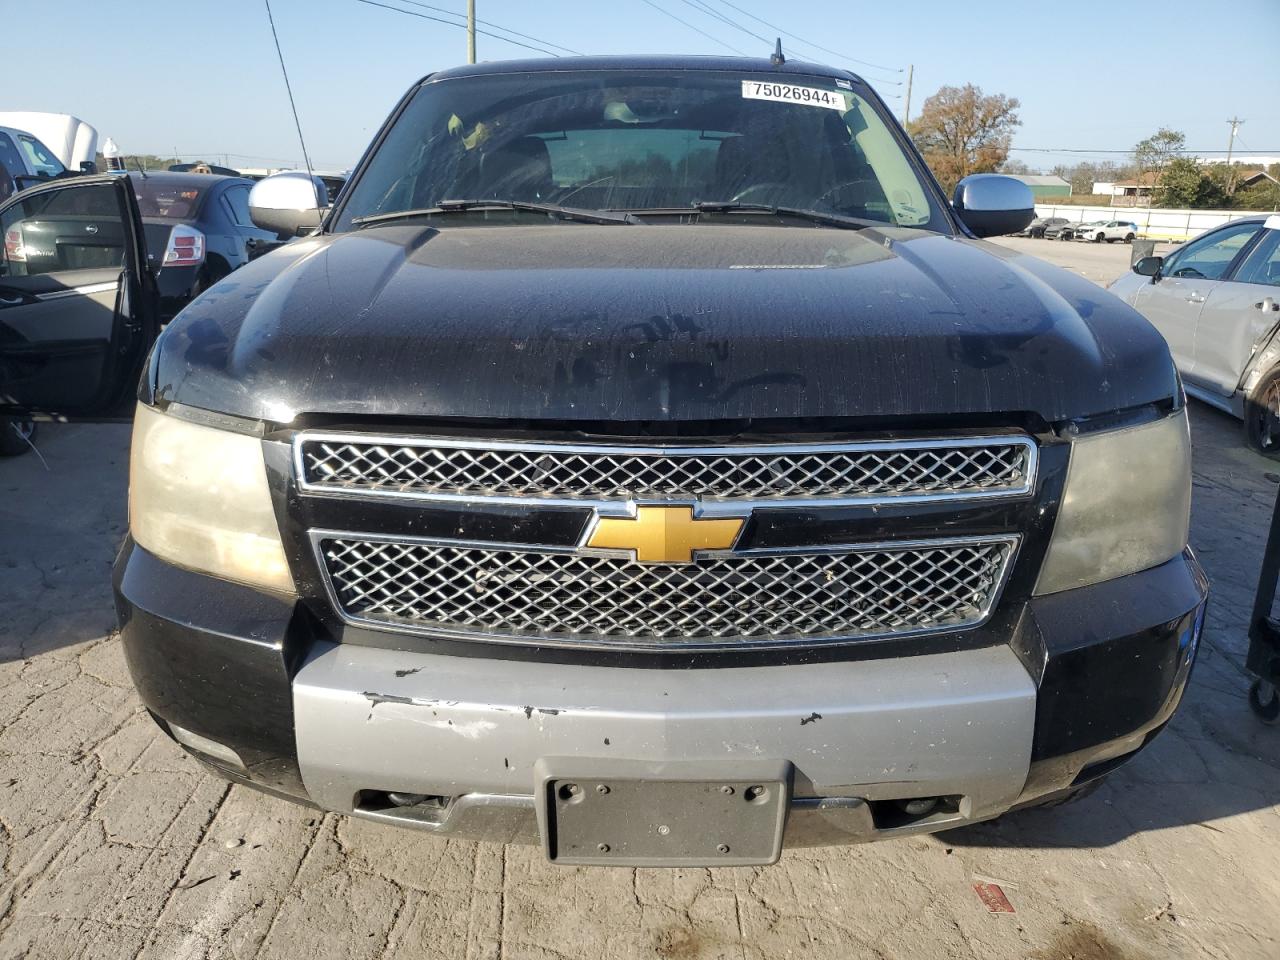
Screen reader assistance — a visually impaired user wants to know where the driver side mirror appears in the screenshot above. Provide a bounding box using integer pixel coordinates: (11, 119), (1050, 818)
(248, 172), (329, 240)
(79, 161), (98, 174)
(1133, 256), (1164, 278)
(952, 174), (1035, 238)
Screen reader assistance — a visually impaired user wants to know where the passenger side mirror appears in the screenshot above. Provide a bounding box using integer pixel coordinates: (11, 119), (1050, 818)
(952, 174), (1035, 238)
(248, 172), (328, 240)
(1133, 256), (1163, 278)
(79, 161), (99, 174)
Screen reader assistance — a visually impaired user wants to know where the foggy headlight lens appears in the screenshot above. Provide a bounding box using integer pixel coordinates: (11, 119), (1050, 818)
(1034, 409), (1191, 595)
(129, 403), (295, 594)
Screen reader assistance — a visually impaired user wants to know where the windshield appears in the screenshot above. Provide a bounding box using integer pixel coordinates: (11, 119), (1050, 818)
(335, 69), (946, 232)
(17, 134), (66, 178)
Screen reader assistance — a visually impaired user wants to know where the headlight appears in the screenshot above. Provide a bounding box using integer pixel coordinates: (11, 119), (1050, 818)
(129, 403), (295, 594)
(1034, 409), (1190, 595)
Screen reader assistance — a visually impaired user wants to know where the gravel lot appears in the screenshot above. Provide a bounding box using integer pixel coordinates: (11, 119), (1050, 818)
(2, 237), (1278, 960)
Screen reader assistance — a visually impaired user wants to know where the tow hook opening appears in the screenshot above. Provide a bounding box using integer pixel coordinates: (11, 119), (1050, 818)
(867, 795), (963, 830)
(356, 789), (453, 825)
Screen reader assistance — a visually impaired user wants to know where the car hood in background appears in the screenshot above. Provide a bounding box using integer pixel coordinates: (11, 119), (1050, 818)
(152, 223), (1178, 426)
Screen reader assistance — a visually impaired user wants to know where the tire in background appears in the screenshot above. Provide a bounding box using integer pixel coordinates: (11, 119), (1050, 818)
(1245, 366), (1280, 457)
(0, 417), (36, 457)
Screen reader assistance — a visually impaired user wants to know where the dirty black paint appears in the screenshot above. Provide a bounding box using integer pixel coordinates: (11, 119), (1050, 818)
(800, 712), (823, 726)
(114, 541), (308, 798)
(153, 223), (1177, 427)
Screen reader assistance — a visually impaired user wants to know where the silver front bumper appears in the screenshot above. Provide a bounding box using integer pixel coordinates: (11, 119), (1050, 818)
(293, 641), (1037, 849)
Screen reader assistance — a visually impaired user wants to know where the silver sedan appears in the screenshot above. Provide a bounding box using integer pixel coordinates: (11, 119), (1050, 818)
(1109, 215), (1280, 452)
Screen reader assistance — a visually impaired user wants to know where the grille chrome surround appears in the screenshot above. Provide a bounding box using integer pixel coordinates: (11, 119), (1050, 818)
(313, 532), (1020, 651)
(295, 434), (1037, 515)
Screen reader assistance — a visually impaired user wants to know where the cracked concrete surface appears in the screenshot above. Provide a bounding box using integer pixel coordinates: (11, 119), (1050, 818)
(2, 241), (1280, 959)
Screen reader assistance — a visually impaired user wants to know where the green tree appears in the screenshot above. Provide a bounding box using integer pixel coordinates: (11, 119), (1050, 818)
(1234, 179), (1280, 212)
(1134, 128), (1185, 180)
(1156, 157), (1227, 209)
(908, 85), (1021, 194)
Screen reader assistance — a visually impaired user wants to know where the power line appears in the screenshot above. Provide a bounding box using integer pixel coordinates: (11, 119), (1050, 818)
(677, 0), (768, 44)
(705, 0), (903, 76)
(636, 0), (749, 56)
(262, 0), (315, 183)
(394, 0), (584, 55)
(352, 0), (562, 57)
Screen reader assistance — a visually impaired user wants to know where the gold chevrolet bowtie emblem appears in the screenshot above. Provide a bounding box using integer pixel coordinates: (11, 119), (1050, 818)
(587, 506), (744, 564)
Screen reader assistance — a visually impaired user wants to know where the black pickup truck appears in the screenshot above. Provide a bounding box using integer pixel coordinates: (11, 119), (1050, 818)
(0, 56), (1206, 867)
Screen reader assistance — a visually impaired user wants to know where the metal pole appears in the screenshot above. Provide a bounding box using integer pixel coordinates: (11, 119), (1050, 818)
(903, 64), (913, 125)
(1225, 117), (1244, 196)
(467, 0), (476, 63)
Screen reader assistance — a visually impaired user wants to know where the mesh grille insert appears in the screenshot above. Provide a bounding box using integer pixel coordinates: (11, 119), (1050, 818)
(318, 536), (1017, 650)
(299, 436), (1034, 504)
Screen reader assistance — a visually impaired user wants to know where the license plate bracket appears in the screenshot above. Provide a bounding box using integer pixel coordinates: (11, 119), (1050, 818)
(540, 767), (790, 867)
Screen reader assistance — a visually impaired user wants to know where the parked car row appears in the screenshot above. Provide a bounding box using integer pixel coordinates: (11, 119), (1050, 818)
(1020, 216), (1138, 242)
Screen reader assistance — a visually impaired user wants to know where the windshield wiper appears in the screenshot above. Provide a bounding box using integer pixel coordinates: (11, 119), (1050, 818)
(685, 201), (882, 231)
(351, 199), (638, 228)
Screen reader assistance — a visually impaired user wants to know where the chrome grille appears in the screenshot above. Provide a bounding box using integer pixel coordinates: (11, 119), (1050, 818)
(316, 535), (1018, 650)
(297, 435), (1036, 506)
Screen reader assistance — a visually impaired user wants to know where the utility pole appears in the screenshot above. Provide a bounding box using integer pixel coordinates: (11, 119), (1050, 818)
(1225, 116), (1245, 195)
(467, 0), (476, 64)
(903, 64), (913, 126)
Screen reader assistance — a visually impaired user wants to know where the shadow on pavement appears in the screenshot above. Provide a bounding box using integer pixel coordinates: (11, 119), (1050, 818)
(0, 422), (131, 663)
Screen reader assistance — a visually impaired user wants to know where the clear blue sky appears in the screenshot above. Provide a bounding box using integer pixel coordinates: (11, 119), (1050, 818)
(11, 0), (1279, 172)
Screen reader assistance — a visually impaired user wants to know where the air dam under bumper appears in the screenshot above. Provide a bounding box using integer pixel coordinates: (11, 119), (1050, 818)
(293, 642), (1037, 854)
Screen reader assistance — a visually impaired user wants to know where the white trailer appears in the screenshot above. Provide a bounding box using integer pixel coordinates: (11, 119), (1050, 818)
(0, 112), (98, 169)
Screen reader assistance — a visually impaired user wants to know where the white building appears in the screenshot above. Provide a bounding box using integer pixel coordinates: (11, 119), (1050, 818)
(1198, 155), (1280, 169)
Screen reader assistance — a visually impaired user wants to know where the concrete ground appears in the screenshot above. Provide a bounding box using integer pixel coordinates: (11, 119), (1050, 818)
(990, 234), (1176, 286)
(2, 237), (1279, 960)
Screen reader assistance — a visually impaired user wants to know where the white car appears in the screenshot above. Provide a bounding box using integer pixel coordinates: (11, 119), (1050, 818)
(1109, 215), (1280, 452)
(1078, 219), (1138, 243)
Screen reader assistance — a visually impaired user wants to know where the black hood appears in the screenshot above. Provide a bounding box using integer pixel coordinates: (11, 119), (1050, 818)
(152, 222), (1177, 427)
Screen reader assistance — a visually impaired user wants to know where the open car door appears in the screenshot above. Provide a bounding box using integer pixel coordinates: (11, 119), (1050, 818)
(0, 173), (158, 418)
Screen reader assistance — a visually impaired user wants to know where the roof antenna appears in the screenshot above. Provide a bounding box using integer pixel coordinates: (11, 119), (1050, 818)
(263, 0), (316, 186)
(770, 38), (785, 66)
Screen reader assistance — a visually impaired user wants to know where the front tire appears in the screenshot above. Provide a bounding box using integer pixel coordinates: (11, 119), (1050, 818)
(1124, 233), (1135, 243)
(0, 417), (36, 457)
(1245, 367), (1280, 456)
(1250, 679), (1280, 724)
(1095, 232), (1105, 243)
